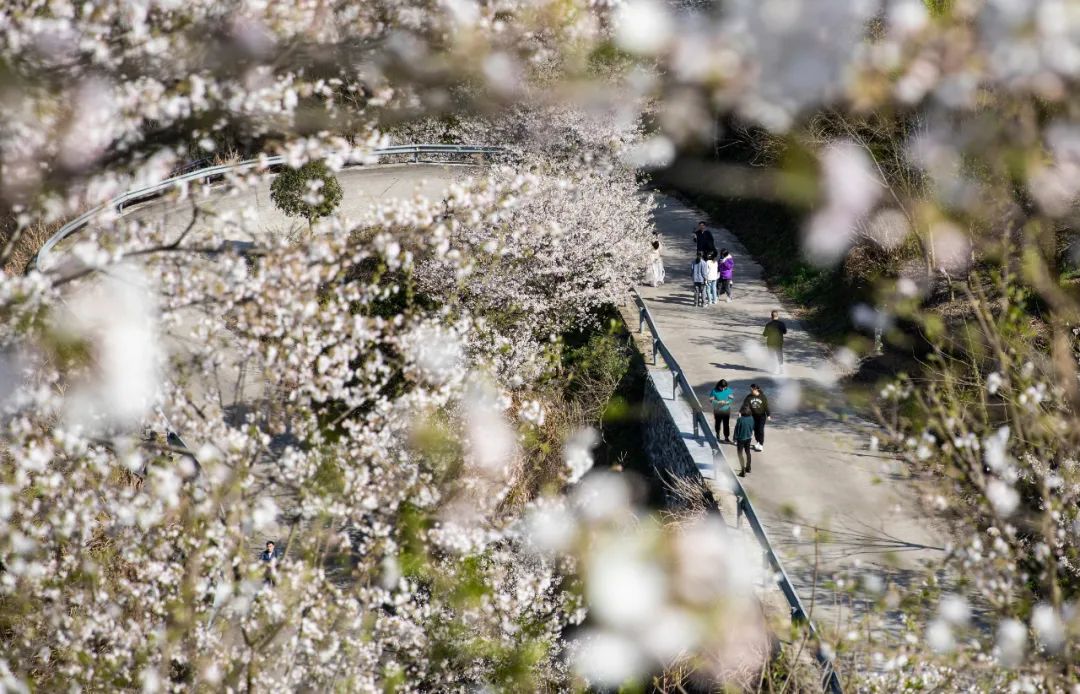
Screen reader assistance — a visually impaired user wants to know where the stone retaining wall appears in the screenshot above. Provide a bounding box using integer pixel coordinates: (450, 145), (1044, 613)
(640, 367), (720, 513)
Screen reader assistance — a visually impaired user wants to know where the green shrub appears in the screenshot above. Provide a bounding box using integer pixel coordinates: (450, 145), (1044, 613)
(269, 160), (343, 233)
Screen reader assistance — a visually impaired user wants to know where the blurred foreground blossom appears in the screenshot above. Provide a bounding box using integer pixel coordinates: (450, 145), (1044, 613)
(939, 594), (971, 627)
(775, 378), (802, 412)
(406, 323), (465, 385)
(1031, 604), (1065, 652)
(622, 135), (676, 169)
(586, 534), (666, 629)
(926, 619), (955, 654)
(739, 338), (772, 370)
(986, 479), (1020, 517)
(563, 427), (599, 484)
(995, 618), (1027, 667)
(572, 471), (634, 524)
(614, 0), (672, 56)
(59, 264), (162, 431)
(803, 141), (881, 267)
(523, 499), (577, 554)
(573, 629), (646, 687)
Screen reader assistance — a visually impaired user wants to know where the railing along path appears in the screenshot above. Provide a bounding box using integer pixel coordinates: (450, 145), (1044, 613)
(35, 144), (502, 272)
(33, 144), (501, 481)
(631, 288), (843, 694)
(33, 149), (839, 691)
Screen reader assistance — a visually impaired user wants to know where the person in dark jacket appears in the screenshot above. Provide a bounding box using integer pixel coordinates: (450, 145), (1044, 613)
(733, 405), (755, 476)
(741, 384), (770, 451)
(693, 221), (716, 256)
(709, 379), (735, 442)
(260, 540), (282, 563)
(763, 310), (788, 375)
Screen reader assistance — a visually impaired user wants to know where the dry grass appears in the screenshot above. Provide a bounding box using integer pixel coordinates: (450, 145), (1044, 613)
(659, 470), (721, 523)
(1, 219), (60, 275)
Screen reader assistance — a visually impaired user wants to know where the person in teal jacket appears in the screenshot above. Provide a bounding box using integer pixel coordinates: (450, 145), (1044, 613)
(709, 379), (735, 443)
(733, 405), (755, 476)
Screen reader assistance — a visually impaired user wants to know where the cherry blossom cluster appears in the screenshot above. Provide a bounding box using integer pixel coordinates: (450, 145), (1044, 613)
(0, 47), (656, 694)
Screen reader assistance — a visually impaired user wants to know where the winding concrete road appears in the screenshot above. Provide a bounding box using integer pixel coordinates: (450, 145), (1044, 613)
(638, 194), (947, 640)
(51, 162), (943, 661)
(109, 162), (474, 244)
(50, 163), (476, 411)
(51, 162), (478, 580)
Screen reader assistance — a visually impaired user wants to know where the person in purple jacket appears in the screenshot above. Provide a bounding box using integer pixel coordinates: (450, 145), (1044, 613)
(718, 248), (735, 302)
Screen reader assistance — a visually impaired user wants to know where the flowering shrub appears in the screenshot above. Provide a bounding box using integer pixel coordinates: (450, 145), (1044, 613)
(0, 2), (658, 687)
(269, 160), (344, 234)
(606, 0), (1080, 688)
(9, 0), (1080, 690)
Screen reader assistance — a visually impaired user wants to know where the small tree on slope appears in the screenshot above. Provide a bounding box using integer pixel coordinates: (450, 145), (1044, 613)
(269, 160), (343, 236)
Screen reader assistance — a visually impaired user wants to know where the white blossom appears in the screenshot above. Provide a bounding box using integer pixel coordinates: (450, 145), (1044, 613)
(563, 428), (599, 485)
(1031, 604), (1065, 652)
(996, 619), (1028, 667)
(987, 479), (1020, 517)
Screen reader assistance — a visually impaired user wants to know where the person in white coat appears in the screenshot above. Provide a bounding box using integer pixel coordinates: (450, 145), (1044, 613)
(705, 251), (719, 305)
(646, 237), (665, 287)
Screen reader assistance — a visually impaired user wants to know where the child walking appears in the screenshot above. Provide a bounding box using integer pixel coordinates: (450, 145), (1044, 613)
(709, 379), (735, 442)
(691, 252), (708, 307)
(734, 406), (755, 476)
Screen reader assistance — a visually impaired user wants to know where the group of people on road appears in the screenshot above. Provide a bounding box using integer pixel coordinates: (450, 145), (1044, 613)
(709, 381), (770, 477)
(689, 222), (734, 307)
(646, 219), (793, 478)
(690, 248), (734, 307)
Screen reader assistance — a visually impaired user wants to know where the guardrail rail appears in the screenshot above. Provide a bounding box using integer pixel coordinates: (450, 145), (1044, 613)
(631, 288), (843, 694)
(34, 144), (503, 272)
(33, 144), (502, 508)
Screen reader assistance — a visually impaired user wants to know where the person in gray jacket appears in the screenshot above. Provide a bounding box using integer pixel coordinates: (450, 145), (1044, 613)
(691, 251), (708, 307)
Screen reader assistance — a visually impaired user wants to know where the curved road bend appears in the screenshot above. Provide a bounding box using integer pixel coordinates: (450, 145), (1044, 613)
(50, 163), (476, 417)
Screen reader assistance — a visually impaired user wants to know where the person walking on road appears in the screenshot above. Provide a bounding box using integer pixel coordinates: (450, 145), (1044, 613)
(705, 251), (719, 305)
(691, 252), (708, 307)
(646, 237), (665, 287)
(734, 405), (755, 476)
(741, 384), (770, 451)
(763, 310), (788, 374)
(718, 249), (734, 302)
(709, 379), (735, 442)
(694, 221), (716, 256)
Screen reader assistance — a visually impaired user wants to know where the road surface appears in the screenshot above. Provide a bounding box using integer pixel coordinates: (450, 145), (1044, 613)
(637, 193), (946, 639)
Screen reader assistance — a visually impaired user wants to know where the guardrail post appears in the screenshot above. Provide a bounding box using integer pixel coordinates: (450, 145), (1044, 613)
(652, 338), (659, 366)
(670, 371), (678, 400)
(736, 497), (744, 528)
(692, 411), (699, 437)
(638, 307), (645, 334)
(822, 663), (843, 694)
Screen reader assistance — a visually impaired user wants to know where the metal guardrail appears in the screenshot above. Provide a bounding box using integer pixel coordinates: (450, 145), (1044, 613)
(34, 144), (501, 485)
(631, 288), (843, 694)
(34, 144), (503, 272)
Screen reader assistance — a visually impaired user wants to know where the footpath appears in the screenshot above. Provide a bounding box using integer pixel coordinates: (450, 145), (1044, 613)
(637, 194), (946, 641)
